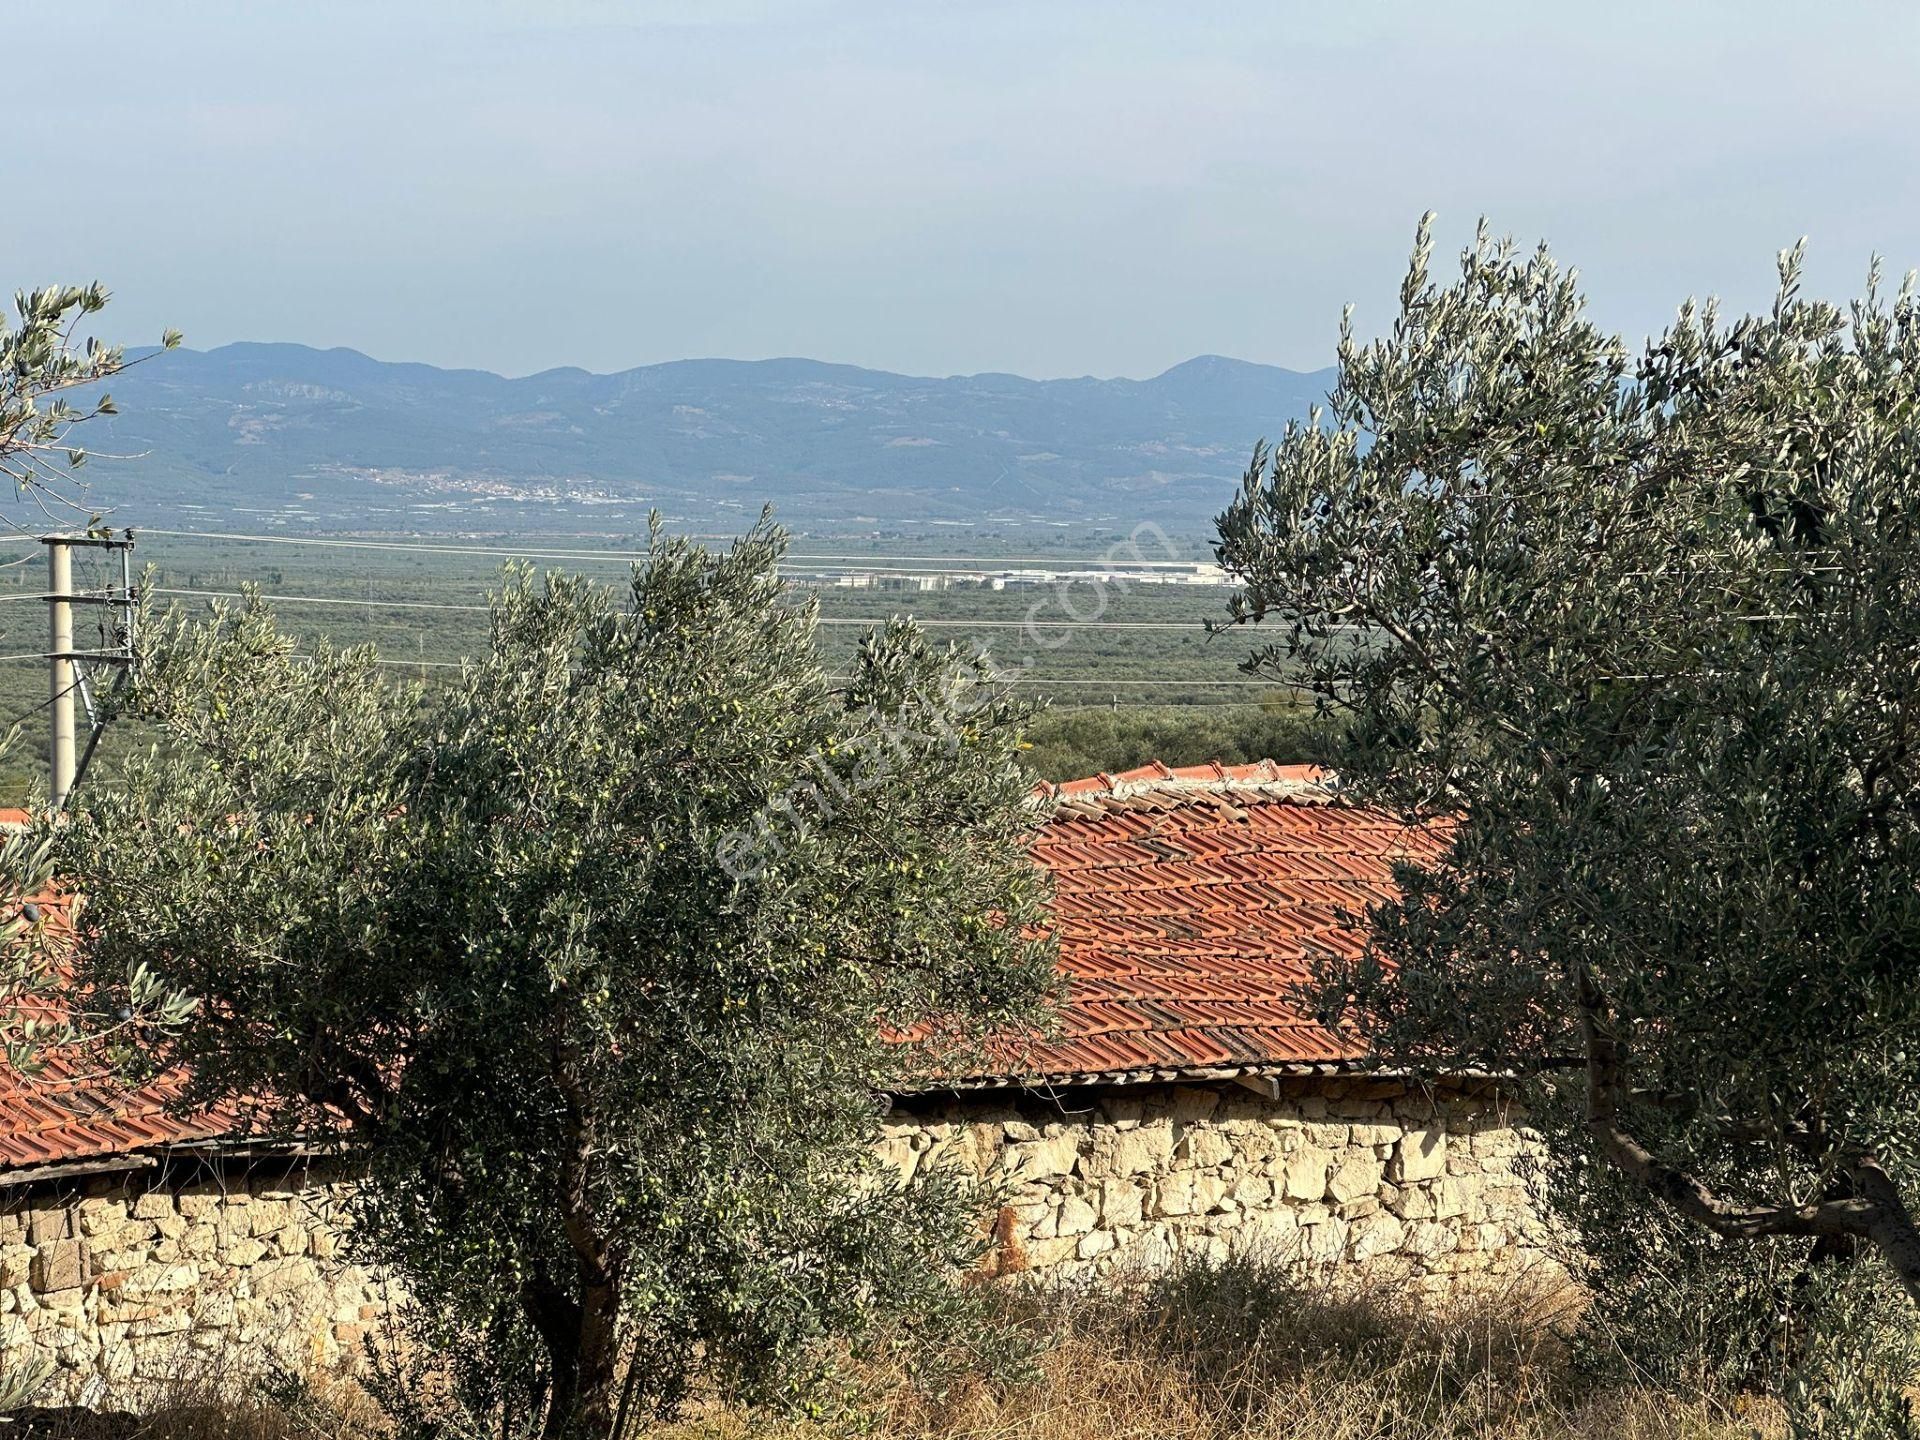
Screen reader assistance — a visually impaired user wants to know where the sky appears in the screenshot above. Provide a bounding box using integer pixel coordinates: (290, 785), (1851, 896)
(15, 0), (1920, 380)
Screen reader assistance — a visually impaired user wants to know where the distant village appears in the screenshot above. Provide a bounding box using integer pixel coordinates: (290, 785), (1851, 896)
(789, 560), (1231, 591)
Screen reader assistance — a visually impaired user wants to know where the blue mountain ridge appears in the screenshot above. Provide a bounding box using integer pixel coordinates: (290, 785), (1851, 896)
(78, 344), (1336, 530)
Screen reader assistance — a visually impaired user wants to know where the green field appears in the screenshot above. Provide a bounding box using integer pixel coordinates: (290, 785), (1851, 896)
(0, 528), (1315, 801)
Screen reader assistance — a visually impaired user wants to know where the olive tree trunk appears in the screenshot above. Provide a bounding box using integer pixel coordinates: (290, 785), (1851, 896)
(523, 1271), (623, 1440)
(1576, 965), (1920, 1310)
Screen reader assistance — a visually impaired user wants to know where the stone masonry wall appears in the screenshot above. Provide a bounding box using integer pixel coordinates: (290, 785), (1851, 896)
(0, 1079), (1554, 1404)
(881, 1077), (1557, 1294)
(0, 1159), (391, 1406)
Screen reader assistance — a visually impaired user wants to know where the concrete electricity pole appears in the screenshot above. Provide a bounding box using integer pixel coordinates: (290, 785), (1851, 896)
(44, 539), (74, 808)
(41, 531), (138, 811)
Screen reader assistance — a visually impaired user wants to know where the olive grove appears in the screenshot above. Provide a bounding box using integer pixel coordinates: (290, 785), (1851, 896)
(58, 521), (1056, 1437)
(1218, 219), (1920, 1315)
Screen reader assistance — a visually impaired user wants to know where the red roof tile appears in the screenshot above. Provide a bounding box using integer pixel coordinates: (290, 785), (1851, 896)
(0, 896), (241, 1171)
(0, 760), (1440, 1170)
(954, 760), (1441, 1085)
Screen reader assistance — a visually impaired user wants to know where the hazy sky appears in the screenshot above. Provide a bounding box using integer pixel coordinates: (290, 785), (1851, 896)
(17, 1), (1920, 379)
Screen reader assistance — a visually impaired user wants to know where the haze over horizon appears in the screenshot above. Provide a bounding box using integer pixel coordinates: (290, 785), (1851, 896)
(21, 1), (1920, 381)
(170, 338), (1319, 386)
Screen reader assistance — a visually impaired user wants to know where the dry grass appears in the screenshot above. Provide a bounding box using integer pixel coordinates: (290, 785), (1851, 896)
(2, 1259), (1782, 1439)
(6, 1369), (384, 1440)
(662, 1259), (1780, 1440)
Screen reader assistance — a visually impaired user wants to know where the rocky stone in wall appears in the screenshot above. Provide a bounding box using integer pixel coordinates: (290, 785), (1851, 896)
(886, 1077), (1557, 1294)
(0, 1161), (389, 1406)
(0, 1078), (1559, 1408)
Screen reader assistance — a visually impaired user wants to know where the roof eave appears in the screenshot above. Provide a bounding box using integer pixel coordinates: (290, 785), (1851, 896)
(891, 1057), (1510, 1096)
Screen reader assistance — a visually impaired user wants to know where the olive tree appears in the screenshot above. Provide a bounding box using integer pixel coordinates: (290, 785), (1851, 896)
(58, 520), (1055, 1437)
(0, 284), (187, 1414)
(0, 285), (187, 1062)
(1217, 218), (1920, 1304)
(1, 282), (179, 520)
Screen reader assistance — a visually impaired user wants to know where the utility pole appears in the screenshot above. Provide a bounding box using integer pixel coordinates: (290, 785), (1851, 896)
(45, 540), (73, 809)
(42, 531), (138, 811)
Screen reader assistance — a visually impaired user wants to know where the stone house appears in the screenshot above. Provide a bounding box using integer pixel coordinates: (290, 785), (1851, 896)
(0, 761), (1552, 1399)
(889, 762), (1550, 1286)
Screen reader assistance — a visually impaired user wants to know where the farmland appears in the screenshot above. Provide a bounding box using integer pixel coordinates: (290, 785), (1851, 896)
(0, 526), (1310, 800)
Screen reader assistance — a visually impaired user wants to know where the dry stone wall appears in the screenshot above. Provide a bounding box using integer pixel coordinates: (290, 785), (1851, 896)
(0, 1160), (390, 1406)
(0, 1078), (1556, 1403)
(882, 1077), (1557, 1293)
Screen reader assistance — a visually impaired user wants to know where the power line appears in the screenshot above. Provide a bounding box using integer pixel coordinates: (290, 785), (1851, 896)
(1045, 702), (1309, 710)
(140, 528), (652, 561)
(150, 588), (491, 614)
(790, 553), (1210, 566)
(827, 619), (1220, 630)
(341, 666), (1274, 682)
(823, 675), (1276, 687)
(140, 585), (1237, 631)
(133, 529), (1229, 579)
(0, 647), (1284, 688)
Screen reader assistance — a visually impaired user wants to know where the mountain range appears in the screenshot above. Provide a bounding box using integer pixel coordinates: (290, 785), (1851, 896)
(77, 344), (1336, 532)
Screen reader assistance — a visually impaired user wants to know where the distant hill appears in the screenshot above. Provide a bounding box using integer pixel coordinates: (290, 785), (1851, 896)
(75, 344), (1335, 531)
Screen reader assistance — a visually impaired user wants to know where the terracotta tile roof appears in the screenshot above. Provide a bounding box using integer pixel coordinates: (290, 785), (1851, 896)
(0, 811), (250, 1171)
(0, 1055), (238, 1173)
(0, 892), (242, 1173)
(0, 759), (1440, 1171)
(953, 760), (1443, 1086)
